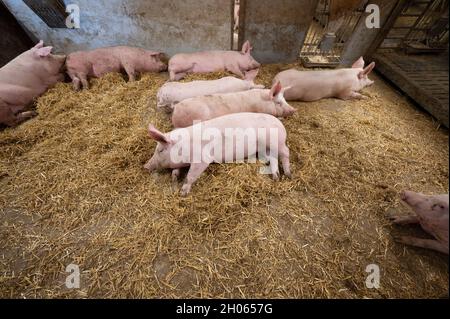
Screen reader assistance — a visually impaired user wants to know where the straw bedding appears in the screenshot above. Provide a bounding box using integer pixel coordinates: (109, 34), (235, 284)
(0, 63), (448, 298)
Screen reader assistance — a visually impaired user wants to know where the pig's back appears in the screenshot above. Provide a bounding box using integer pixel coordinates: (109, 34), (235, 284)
(170, 51), (228, 71)
(275, 69), (347, 101)
(0, 52), (50, 96)
(203, 112), (285, 132)
(171, 76), (243, 100)
(173, 89), (264, 127)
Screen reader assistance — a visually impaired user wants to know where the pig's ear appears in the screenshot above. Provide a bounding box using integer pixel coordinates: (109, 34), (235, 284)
(269, 81), (282, 100)
(244, 68), (259, 81)
(358, 62), (376, 79)
(35, 46), (53, 57)
(281, 86), (292, 95)
(352, 56), (365, 69)
(241, 40), (252, 55)
(148, 124), (170, 144)
(363, 62), (375, 75)
(33, 40), (44, 49)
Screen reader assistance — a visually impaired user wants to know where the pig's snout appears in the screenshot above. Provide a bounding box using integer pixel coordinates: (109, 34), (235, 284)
(401, 190), (424, 207)
(401, 190), (414, 203)
(144, 160), (156, 172)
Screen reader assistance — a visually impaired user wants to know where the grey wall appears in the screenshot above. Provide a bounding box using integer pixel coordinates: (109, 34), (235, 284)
(2, 0), (233, 56)
(238, 0), (318, 63)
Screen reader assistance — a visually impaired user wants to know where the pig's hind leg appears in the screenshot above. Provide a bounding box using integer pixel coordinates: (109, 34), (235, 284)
(68, 72), (81, 91)
(396, 236), (448, 254)
(76, 73), (89, 90)
(0, 108), (36, 127)
(339, 90), (366, 100)
(123, 63), (137, 82)
(16, 111), (37, 124)
(226, 65), (245, 79)
(180, 163), (209, 196)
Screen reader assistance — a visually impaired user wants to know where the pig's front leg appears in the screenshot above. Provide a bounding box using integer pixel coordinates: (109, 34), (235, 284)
(169, 63), (194, 81)
(339, 91), (366, 100)
(396, 236), (448, 254)
(226, 65), (245, 79)
(171, 168), (181, 191)
(388, 214), (419, 225)
(348, 91), (367, 100)
(279, 146), (292, 179)
(172, 168), (181, 183)
(180, 163), (210, 196)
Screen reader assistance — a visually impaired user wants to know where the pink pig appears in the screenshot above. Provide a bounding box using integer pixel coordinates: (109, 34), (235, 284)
(171, 81), (295, 128)
(168, 40), (260, 81)
(389, 191), (449, 255)
(144, 113), (292, 196)
(66, 46), (167, 90)
(272, 57), (376, 101)
(156, 69), (264, 113)
(0, 40), (66, 127)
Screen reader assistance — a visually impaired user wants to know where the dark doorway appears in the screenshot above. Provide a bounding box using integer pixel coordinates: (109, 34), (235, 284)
(0, 2), (34, 67)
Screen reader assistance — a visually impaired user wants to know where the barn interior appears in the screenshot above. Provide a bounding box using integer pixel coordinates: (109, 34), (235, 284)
(0, 0), (448, 298)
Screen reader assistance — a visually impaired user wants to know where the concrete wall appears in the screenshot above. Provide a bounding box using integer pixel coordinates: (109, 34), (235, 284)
(238, 0), (318, 63)
(2, 0), (233, 56)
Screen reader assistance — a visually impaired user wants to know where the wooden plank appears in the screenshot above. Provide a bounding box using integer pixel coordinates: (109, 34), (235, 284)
(373, 52), (449, 128)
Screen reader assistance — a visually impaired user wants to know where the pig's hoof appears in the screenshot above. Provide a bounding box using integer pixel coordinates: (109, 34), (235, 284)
(393, 236), (408, 244)
(272, 173), (280, 181)
(388, 215), (402, 224)
(284, 172), (292, 179)
(180, 184), (191, 196)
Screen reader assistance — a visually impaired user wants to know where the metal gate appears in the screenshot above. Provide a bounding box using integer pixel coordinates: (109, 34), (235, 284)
(380, 0), (449, 53)
(372, 0), (449, 127)
(300, 0), (367, 67)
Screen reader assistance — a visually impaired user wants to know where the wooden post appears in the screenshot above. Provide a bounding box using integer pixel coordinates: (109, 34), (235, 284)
(339, 0), (400, 66)
(238, 0), (319, 63)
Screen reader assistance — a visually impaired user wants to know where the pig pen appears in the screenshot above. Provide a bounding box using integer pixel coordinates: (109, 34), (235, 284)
(0, 64), (448, 298)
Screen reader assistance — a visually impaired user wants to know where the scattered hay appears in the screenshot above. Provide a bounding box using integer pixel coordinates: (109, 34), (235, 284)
(0, 65), (448, 298)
